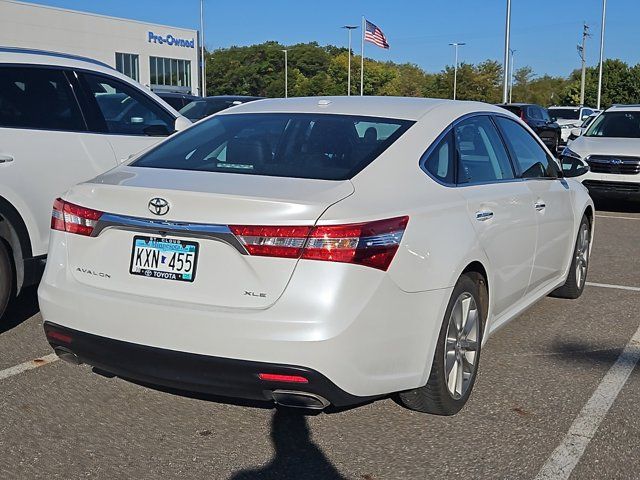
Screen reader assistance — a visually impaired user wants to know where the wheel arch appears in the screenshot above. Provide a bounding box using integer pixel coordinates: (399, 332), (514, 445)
(461, 261), (490, 326)
(0, 195), (33, 293)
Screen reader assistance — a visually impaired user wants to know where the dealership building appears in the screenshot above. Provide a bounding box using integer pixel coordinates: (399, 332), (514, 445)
(0, 0), (202, 95)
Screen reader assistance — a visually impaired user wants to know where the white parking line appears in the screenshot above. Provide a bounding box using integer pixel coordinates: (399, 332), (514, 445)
(534, 322), (640, 480)
(586, 282), (640, 293)
(595, 214), (640, 221)
(0, 353), (58, 381)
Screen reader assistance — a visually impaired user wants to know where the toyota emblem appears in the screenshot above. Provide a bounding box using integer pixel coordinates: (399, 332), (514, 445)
(148, 197), (170, 216)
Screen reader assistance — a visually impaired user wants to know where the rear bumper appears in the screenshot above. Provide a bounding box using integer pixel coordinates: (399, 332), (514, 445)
(44, 322), (370, 407)
(582, 180), (640, 200)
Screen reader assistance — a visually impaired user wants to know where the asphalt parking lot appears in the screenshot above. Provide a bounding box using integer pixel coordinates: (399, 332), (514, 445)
(1, 199), (639, 480)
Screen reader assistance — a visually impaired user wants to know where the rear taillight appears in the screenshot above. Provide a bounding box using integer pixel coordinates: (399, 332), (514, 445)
(231, 216), (408, 271)
(51, 198), (103, 236)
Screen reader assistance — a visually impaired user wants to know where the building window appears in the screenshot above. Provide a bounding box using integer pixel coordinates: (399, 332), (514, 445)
(115, 53), (140, 82)
(150, 56), (191, 91)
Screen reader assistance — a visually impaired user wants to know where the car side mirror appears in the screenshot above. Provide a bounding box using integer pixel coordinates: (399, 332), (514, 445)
(570, 127), (582, 137)
(174, 115), (192, 132)
(561, 157), (590, 178)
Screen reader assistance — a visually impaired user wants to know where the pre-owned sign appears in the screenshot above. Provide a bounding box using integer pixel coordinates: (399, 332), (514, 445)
(148, 32), (194, 48)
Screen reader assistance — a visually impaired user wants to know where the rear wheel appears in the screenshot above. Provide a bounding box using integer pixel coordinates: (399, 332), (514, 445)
(399, 273), (485, 415)
(550, 215), (590, 299)
(0, 241), (13, 321)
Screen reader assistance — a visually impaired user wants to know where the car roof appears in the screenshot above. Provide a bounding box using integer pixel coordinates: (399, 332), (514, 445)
(607, 104), (640, 112)
(217, 96), (507, 121)
(0, 46), (114, 71)
(548, 105), (586, 109)
(497, 103), (535, 107)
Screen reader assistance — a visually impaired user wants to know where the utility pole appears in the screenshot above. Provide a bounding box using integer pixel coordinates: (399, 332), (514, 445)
(509, 48), (516, 103)
(449, 42), (466, 100)
(597, 0), (607, 110)
(342, 25), (358, 96)
(577, 23), (591, 106)
(282, 49), (288, 98)
(502, 0), (512, 104)
(199, 0), (206, 97)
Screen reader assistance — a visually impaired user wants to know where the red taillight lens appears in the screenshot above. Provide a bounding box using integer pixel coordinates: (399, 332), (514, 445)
(229, 225), (311, 258)
(51, 198), (103, 236)
(304, 216), (409, 271)
(258, 373), (309, 383)
(232, 216), (408, 271)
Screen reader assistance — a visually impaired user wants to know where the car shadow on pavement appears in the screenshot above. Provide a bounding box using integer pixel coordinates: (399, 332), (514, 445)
(0, 286), (39, 334)
(229, 407), (347, 480)
(551, 340), (624, 367)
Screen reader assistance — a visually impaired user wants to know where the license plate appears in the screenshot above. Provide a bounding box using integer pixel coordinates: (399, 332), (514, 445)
(129, 236), (198, 282)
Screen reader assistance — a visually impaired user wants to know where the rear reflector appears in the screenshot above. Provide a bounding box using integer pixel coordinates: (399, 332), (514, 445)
(51, 198), (103, 236)
(45, 329), (72, 345)
(258, 373), (309, 383)
(231, 216), (408, 271)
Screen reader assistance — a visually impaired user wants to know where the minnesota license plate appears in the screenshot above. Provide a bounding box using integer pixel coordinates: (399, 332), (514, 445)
(129, 236), (198, 282)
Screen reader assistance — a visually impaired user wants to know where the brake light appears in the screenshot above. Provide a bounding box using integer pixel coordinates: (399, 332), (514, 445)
(231, 216), (408, 271)
(51, 198), (103, 236)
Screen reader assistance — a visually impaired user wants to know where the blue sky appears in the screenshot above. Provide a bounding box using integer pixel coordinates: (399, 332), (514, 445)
(23, 0), (639, 78)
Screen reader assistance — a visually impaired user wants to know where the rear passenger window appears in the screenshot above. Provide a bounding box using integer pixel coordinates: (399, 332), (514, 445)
(0, 66), (84, 131)
(79, 73), (174, 136)
(495, 116), (559, 178)
(453, 116), (515, 184)
(422, 131), (455, 184)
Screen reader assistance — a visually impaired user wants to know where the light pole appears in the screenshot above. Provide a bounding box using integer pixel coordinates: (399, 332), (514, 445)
(509, 48), (516, 103)
(199, 0), (206, 97)
(502, 0), (512, 104)
(578, 23), (591, 106)
(597, 0), (607, 110)
(449, 42), (466, 100)
(342, 25), (358, 96)
(282, 49), (288, 98)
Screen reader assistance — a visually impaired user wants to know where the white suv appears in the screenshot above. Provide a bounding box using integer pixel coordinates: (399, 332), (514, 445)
(549, 106), (598, 145)
(0, 47), (191, 319)
(561, 104), (640, 200)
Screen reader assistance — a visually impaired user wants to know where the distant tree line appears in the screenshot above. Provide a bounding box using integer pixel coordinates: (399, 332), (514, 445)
(204, 41), (640, 108)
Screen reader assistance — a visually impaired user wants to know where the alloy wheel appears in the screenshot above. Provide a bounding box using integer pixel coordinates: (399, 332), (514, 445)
(444, 292), (480, 399)
(575, 223), (590, 289)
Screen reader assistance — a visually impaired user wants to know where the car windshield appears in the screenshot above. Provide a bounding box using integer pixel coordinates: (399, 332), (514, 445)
(581, 114), (597, 128)
(179, 100), (232, 121)
(585, 111), (640, 138)
(132, 113), (414, 180)
(549, 108), (580, 120)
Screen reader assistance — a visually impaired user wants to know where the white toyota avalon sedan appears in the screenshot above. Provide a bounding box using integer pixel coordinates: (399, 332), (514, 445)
(39, 97), (594, 414)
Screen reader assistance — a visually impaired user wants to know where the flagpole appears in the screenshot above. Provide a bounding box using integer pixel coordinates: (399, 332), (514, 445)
(360, 16), (365, 96)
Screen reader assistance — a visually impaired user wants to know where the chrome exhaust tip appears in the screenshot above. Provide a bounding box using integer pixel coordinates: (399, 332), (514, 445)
(53, 347), (82, 365)
(272, 390), (330, 410)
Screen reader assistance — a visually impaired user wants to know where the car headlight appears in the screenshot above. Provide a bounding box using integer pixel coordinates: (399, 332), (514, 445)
(560, 147), (581, 160)
(561, 124), (572, 129)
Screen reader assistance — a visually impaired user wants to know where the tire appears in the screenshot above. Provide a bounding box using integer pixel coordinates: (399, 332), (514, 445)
(399, 273), (486, 415)
(550, 215), (591, 299)
(0, 240), (13, 321)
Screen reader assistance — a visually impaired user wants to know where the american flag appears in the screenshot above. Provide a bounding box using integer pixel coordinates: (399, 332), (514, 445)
(364, 20), (390, 49)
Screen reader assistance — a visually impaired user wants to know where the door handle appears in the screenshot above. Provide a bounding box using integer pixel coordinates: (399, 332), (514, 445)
(0, 154), (14, 163)
(475, 210), (494, 221)
(534, 201), (546, 211)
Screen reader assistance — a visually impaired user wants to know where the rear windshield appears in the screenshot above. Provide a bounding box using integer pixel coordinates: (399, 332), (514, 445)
(132, 113), (414, 180)
(585, 111), (640, 138)
(549, 108), (580, 120)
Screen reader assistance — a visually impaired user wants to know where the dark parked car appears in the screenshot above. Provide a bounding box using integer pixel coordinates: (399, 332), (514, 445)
(496, 103), (561, 152)
(156, 92), (199, 111)
(179, 95), (264, 121)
